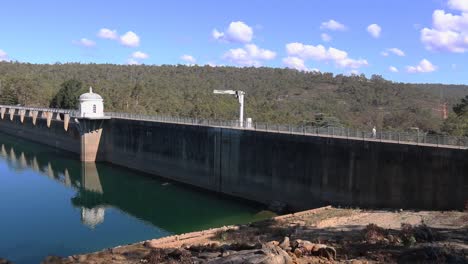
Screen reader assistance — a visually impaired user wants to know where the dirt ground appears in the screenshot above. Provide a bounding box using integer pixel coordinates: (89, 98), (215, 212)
(39, 206), (467, 263)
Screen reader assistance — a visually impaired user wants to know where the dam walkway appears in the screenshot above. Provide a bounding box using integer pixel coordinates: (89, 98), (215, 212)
(1, 104), (467, 150)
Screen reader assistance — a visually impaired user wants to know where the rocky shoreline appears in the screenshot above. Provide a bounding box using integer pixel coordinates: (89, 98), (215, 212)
(6, 206), (467, 263)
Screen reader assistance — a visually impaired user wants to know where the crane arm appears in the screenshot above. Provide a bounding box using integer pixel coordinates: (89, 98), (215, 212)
(213, 90), (236, 95)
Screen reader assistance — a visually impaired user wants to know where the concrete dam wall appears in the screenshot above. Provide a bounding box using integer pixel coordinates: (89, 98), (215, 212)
(103, 118), (467, 211)
(0, 115), (80, 155)
(0, 114), (467, 210)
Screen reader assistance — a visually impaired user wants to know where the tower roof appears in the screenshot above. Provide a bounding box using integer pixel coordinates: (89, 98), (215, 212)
(79, 87), (103, 101)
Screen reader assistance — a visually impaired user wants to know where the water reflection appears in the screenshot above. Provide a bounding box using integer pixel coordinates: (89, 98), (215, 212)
(1, 142), (106, 229)
(0, 134), (267, 234)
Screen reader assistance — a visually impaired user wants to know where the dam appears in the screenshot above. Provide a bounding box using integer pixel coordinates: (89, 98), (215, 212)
(0, 88), (467, 212)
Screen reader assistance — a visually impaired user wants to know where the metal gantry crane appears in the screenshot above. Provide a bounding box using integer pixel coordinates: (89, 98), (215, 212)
(213, 90), (245, 127)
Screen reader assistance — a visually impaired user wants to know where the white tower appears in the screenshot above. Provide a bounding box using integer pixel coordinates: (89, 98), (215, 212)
(78, 87), (104, 118)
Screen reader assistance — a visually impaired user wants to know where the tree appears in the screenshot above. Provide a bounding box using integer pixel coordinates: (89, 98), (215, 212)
(0, 85), (18, 105)
(442, 95), (468, 136)
(50, 79), (83, 109)
(453, 95), (468, 116)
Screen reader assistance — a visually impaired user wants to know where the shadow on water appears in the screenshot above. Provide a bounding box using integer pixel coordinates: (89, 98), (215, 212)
(0, 132), (273, 263)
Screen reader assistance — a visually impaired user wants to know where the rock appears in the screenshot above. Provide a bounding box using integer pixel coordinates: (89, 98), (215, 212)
(0, 259), (13, 264)
(279, 237), (291, 251)
(317, 247), (336, 260)
(227, 242), (262, 251)
(41, 256), (64, 264)
(292, 239), (314, 253)
(77, 255), (87, 262)
(208, 243), (292, 264)
(291, 239), (336, 260)
(198, 252), (222, 259)
(168, 248), (187, 258)
(221, 250), (235, 257)
(267, 240), (279, 246)
(293, 248), (303, 258)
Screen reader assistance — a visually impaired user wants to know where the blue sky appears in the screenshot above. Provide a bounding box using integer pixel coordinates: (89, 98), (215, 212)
(0, 0), (467, 84)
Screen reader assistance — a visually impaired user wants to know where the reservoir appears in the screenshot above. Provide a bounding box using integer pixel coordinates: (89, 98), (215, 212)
(0, 132), (271, 263)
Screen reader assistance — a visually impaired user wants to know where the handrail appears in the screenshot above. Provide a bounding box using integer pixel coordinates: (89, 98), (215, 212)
(0, 105), (78, 115)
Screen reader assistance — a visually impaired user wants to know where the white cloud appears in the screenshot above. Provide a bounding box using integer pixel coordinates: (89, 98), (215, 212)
(120, 31), (140, 47)
(367, 24), (382, 38)
(223, 44), (276, 66)
(320, 19), (346, 31)
(132, 51), (149, 59)
(448, 0), (468, 12)
(286, 42), (328, 60)
(388, 48), (405, 56)
(98, 28), (118, 40)
(181, 54), (196, 64)
(389, 66), (399, 72)
(213, 21), (253, 43)
(283, 56), (309, 71)
(285, 42), (368, 69)
(212, 29), (224, 40)
(321, 33), (332, 42)
(420, 9), (468, 52)
(0, 49), (9, 61)
(74, 38), (96, 47)
(406, 59), (437, 73)
(381, 48), (405, 56)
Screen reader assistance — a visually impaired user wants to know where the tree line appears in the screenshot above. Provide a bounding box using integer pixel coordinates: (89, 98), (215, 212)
(0, 61), (467, 136)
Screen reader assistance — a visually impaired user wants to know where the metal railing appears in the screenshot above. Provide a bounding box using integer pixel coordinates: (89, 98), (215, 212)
(0, 104), (465, 148)
(105, 112), (468, 149)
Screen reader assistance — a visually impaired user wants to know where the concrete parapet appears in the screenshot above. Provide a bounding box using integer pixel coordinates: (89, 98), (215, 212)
(1, 108), (5, 120)
(64, 114), (70, 131)
(9, 108), (15, 121)
(19, 110), (26, 123)
(46, 112), (53, 128)
(31, 111), (38, 125)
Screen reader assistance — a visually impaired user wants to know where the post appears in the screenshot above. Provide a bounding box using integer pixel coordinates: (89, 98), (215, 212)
(237, 91), (244, 127)
(20, 110), (25, 123)
(64, 114), (70, 131)
(32, 111), (38, 125)
(46, 112), (53, 128)
(9, 108), (15, 121)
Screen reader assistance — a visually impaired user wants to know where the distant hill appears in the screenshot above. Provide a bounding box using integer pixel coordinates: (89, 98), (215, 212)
(1, 62), (467, 132)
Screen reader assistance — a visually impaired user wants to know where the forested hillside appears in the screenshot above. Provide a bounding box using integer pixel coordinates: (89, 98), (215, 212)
(1, 62), (467, 134)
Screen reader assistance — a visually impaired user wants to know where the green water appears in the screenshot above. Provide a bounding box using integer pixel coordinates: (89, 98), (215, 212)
(0, 133), (271, 263)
